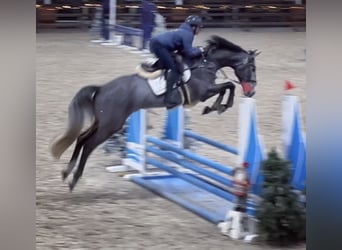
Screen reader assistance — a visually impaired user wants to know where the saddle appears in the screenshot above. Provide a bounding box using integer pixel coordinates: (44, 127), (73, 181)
(141, 54), (186, 78)
(137, 55), (192, 104)
(141, 60), (161, 73)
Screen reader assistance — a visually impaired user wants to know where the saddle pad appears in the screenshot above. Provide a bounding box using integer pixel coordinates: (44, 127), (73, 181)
(148, 76), (167, 96)
(147, 65), (191, 96)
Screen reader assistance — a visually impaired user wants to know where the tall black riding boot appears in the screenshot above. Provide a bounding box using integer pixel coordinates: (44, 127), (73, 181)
(164, 71), (180, 109)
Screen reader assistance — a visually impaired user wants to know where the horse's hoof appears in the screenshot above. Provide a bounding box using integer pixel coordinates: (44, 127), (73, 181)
(217, 105), (227, 114)
(68, 181), (75, 192)
(61, 170), (68, 181)
(202, 106), (212, 115)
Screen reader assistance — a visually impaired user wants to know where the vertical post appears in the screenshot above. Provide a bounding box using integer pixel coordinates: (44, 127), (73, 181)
(109, 0), (116, 28)
(238, 98), (265, 196)
(164, 106), (184, 148)
(282, 95), (306, 190)
(162, 107), (185, 169)
(106, 109), (147, 173)
(109, 0), (116, 40)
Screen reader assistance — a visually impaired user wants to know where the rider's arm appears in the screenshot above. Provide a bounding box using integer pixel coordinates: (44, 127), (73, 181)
(181, 33), (202, 58)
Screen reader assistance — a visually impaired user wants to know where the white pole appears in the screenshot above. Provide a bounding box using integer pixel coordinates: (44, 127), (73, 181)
(104, 0), (116, 43)
(109, 0), (116, 27)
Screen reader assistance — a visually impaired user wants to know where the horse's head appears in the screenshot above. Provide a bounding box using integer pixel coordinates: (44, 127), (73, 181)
(233, 49), (260, 97)
(205, 36), (261, 98)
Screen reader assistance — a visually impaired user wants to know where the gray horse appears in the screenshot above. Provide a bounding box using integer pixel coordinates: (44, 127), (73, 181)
(50, 35), (260, 191)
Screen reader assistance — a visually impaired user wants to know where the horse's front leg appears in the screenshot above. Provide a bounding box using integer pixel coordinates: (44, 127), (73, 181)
(201, 82), (236, 115)
(220, 82), (236, 114)
(202, 90), (225, 115)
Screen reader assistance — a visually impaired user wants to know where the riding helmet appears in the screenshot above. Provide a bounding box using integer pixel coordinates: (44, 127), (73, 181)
(185, 15), (203, 28)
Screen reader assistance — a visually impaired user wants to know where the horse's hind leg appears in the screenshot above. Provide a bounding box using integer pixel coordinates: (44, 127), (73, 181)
(68, 125), (119, 192)
(62, 123), (97, 181)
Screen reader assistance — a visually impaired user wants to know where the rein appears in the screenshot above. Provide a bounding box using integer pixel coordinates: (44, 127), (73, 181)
(186, 53), (240, 85)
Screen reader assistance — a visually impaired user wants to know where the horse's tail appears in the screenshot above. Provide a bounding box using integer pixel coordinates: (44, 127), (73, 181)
(50, 85), (100, 159)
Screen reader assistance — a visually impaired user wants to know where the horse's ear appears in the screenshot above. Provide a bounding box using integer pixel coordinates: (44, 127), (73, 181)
(255, 50), (261, 56)
(248, 50), (255, 55)
(249, 49), (261, 56)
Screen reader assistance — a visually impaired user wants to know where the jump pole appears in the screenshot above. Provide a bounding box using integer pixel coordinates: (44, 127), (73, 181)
(124, 98), (265, 240)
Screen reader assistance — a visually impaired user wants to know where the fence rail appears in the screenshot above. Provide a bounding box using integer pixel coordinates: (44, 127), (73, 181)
(36, 2), (305, 31)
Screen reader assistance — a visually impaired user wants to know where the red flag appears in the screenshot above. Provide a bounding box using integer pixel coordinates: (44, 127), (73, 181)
(285, 80), (296, 90)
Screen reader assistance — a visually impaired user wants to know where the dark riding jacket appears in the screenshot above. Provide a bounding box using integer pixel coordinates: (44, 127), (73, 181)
(151, 22), (202, 58)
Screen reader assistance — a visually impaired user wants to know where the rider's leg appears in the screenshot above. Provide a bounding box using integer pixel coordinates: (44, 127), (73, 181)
(159, 55), (180, 109)
(140, 39), (164, 72)
(164, 69), (180, 108)
(150, 41), (180, 109)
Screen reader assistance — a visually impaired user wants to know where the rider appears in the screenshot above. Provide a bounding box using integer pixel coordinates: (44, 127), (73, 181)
(148, 15), (204, 109)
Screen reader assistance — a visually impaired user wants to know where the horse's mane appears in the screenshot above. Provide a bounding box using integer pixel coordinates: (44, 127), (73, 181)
(206, 35), (247, 53)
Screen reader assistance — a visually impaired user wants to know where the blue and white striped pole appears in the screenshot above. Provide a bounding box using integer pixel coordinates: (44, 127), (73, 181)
(163, 106), (184, 148)
(282, 95), (306, 190)
(238, 98), (265, 197)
